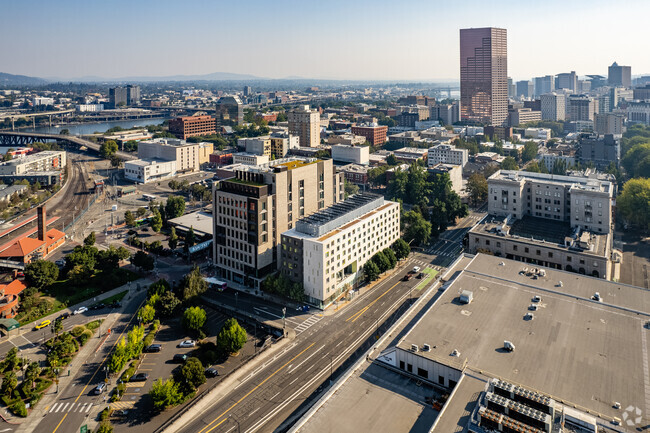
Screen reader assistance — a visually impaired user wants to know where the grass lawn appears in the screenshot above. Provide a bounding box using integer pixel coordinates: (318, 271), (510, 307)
(91, 290), (128, 307)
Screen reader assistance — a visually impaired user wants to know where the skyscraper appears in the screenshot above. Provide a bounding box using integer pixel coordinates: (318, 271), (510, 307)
(556, 71), (577, 91)
(534, 75), (555, 97)
(608, 62), (632, 88)
(460, 27), (508, 126)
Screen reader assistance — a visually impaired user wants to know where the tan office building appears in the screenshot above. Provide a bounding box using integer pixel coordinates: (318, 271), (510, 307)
(288, 105), (320, 147)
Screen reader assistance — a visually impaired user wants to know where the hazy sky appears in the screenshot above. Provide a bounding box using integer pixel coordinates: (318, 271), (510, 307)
(2, 0), (648, 81)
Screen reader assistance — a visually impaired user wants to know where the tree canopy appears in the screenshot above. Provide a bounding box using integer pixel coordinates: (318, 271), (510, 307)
(217, 318), (247, 355)
(501, 157), (519, 170)
(165, 196), (186, 220)
(100, 140), (118, 159)
(24, 259), (59, 290)
(617, 178), (650, 231)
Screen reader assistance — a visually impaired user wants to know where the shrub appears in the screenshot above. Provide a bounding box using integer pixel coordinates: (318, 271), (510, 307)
(99, 406), (111, 421)
(71, 326), (85, 338)
(120, 362), (137, 383)
(86, 320), (101, 331)
(10, 400), (27, 417)
(78, 330), (93, 346)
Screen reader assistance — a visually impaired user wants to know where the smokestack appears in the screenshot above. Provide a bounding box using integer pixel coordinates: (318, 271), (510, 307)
(37, 206), (46, 241)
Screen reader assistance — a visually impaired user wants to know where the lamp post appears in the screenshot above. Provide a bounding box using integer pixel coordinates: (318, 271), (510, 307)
(282, 307), (286, 336)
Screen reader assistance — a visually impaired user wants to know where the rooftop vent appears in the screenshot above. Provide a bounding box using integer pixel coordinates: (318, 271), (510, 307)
(410, 344), (418, 352)
(450, 349), (460, 357)
(422, 344), (431, 352)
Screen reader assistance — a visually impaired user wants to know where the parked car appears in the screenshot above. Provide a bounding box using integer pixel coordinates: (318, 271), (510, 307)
(173, 354), (187, 363)
(178, 340), (196, 348)
(412, 266), (420, 273)
(112, 409), (129, 418)
(145, 344), (162, 353)
(73, 306), (88, 315)
(90, 304), (105, 310)
(58, 312), (70, 321)
(131, 373), (149, 382)
(205, 367), (219, 378)
(93, 383), (106, 395)
(417, 272), (425, 279)
(532, 295), (542, 303)
(35, 320), (51, 330)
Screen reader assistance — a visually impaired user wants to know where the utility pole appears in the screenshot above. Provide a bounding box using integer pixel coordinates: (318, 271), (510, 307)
(282, 307), (286, 336)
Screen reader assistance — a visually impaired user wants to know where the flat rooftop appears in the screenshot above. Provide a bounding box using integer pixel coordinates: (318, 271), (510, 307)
(491, 170), (613, 195)
(398, 253), (650, 425)
(168, 211), (213, 237)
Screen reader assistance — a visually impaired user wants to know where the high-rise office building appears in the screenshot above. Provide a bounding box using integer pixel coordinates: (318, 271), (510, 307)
(507, 77), (515, 99)
(540, 93), (566, 121)
(243, 86), (252, 97)
(212, 157), (344, 289)
(608, 62), (632, 88)
(556, 71), (577, 91)
(109, 85), (140, 108)
(515, 80), (534, 99)
(459, 27), (508, 126)
(288, 105), (321, 147)
(216, 96), (244, 125)
(534, 75), (555, 97)
(568, 95), (598, 122)
(126, 85), (140, 106)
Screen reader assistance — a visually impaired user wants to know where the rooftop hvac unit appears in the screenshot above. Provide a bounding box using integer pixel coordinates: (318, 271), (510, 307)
(410, 344), (418, 352)
(422, 344), (431, 352)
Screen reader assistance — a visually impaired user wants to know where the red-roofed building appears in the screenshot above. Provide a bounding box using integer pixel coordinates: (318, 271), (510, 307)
(0, 279), (27, 318)
(0, 206), (65, 264)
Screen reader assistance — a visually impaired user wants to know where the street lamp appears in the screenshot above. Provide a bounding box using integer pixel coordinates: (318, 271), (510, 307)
(282, 307), (286, 336)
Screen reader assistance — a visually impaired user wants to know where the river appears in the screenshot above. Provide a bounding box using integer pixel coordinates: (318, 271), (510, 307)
(18, 117), (169, 136)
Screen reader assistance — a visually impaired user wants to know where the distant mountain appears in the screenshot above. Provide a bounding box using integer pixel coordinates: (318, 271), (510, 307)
(48, 71), (265, 83)
(0, 72), (48, 87)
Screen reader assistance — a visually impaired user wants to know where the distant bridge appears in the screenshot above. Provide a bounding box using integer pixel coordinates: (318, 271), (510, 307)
(0, 131), (137, 161)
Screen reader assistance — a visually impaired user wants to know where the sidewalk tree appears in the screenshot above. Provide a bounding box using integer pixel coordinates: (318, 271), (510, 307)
(179, 266), (207, 302)
(124, 210), (136, 227)
(1, 370), (17, 397)
(151, 208), (163, 233)
(182, 306), (207, 334)
(165, 195), (185, 219)
(177, 357), (205, 393)
(84, 231), (96, 247)
(148, 279), (171, 297)
(109, 338), (127, 373)
(403, 210), (431, 246)
(372, 251), (391, 273)
(216, 318), (247, 355)
(382, 248), (397, 269)
(138, 304), (155, 324)
(132, 251), (155, 272)
(24, 259), (59, 290)
(96, 422), (114, 433)
(100, 140), (118, 159)
(465, 173), (488, 206)
(168, 226), (178, 250)
(158, 291), (181, 317)
(391, 239), (410, 260)
(149, 378), (183, 412)
(364, 261), (380, 282)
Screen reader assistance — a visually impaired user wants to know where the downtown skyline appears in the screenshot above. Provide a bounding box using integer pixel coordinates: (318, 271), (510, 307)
(1, 0), (649, 82)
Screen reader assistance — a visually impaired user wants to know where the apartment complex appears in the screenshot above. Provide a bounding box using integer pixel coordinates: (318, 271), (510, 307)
(169, 115), (217, 139)
(280, 194), (400, 308)
(507, 107), (541, 126)
(459, 27), (508, 126)
(350, 123), (388, 147)
(109, 85), (140, 108)
(594, 112), (625, 135)
(137, 138), (202, 173)
(540, 92), (566, 121)
(576, 134), (620, 169)
(213, 157), (344, 289)
(0, 151), (66, 175)
(288, 105), (320, 147)
(427, 143), (468, 168)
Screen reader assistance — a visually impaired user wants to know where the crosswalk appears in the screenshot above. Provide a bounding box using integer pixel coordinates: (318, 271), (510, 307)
(49, 402), (93, 414)
(294, 315), (322, 335)
(111, 400), (136, 410)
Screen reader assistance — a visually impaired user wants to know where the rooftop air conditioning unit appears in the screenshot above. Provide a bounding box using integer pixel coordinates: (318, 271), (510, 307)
(411, 344), (419, 352)
(422, 344), (431, 352)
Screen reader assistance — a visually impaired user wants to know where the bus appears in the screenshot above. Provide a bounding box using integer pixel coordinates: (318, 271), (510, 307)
(142, 194), (157, 201)
(205, 277), (227, 292)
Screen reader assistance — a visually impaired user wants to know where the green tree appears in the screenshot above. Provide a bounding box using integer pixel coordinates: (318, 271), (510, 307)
(391, 239), (410, 260)
(149, 378), (183, 412)
(84, 231), (96, 247)
(403, 210), (431, 245)
(372, 251), (391, 273)
(617, 178), (650, 231)
(465, 173), (488, 207)
(179, 266), (207, 302)
(158, 291), (181, 317)
(622, 143), (650, 178)
(386, 168), (408, 201)
(1, 371), (17, 397)
(109, 337), (127, 373)
(525, 161), (542, 173)
(405, 164), (429, 205)
(551, 159), (567, 175)
(177, 357), (206, 393)
(182, 306), (207, 334)
(148, 279), (171, 297)
(386, 154), (399, 166)
(138, 304), (156, 324)
(110, 155), (121, 168)
(165, 196), (186, 219)
(168, 226), (179, 250)
(184, 226), (196, 253)
(100, 140), (118, 159)
(96, 421), (114, 433)
(151, 208), (163, 233)
(521, 142), (538, 163)
(501, 157), (518, 170)
(132, 251), (155, 272)
(344, 179), (359, 198)
(364, 261), (380, 282)
(216, 318), (247, 355)
(382, 248), (397, 269)
(124, 210), (136, 227)
(24, 259), (59, 290)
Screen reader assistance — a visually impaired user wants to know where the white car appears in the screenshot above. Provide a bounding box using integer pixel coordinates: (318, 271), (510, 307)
(178, 340), (196, 348)
(73, 306), (88, 315)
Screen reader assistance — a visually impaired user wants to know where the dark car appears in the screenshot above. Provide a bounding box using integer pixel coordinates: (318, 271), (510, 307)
(173, 354), (187, 363)
(90, 304), (105, 310)
(417, 272), (425, 279)
(58, 312), (70, 320)
(403, 274), (412, 281)
(145, 344), (162, 353)
(131, 373), (149, 382)
(205, 367), (219, 378)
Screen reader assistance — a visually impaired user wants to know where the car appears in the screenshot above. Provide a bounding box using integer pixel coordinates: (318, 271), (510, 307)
(112, 409), (129, 418)
(528, 304), (538, 311)
(592, 292), (602, 302)
(58, 312), (70, 321)
(90, 304), (105, 310)
(205, 367), (219, 378)
(403, 274), (412, 281)
(130, 373), (149, 382)
(503, 340), (516, 352)
(178, 340), (196, 348)
(417, 272), (425, 279)
(412, 266), (420, 273)
(173, 354), (187, 363)
(145, 344), (162, 353)
(93, 383), (106, 395)
(532, 295), (542, 303)
(35, 320), (51, 330)
(73, 306), (88, 315)
(55, 259), (66, 267)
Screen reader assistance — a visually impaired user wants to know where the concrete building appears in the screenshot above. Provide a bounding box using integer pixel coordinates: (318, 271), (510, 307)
(515, 80), (534, 99)
(608, 61), (632, 88)
(429, 163), (463, 194)
(460, 27), (508, 126)
(556, 71), (577, 91)
(351, 123), (388, 147)
(232, 153), (270, 166)
(197, 142), (214, 165)
(109, 85), (139, 108)
(539, 152), (576, 173)
(576, 133), (620, 169)
(0, 185), (28, 203)
(289, 105), (320, 148)
(594, 112), (625, 135)
(339, 163), (371, 185)
(540, 92), (566, 121)
(392, 147), (428, 163)
(427, 143), (468, 168)
(430, 103), (459, 125)
(32, 96), (54, 107)
(627, 100), (650, 125)
(137, 138), (201, 174)
(507, 108), (541, 126)
(0, 151), (66, 176)
(239, 137), (271, 157)
(168, 115), (216, 140)
(124, 159), (176, 184)
(327, 134), (366, 146)
(280, 194), (400, 308)
(213, 157), (344, 289)
(633, 84), (650, 100)
(216, 95), (243, 125)
(75, 104), (104, 112)
(609, 86), (634, 109)
(533, 75), (554, 97)
(568, 95), (598, 121)
(270, 132), (298, 158)
(524, 127), (551, 140)
(331, 144), (370, 165)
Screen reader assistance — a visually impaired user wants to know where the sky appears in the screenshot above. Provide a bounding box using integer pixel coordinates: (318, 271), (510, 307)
(1, 0), (648, 82)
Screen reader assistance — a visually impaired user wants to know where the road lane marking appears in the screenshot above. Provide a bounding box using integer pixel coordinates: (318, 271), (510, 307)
(347, 280), (401, 323)
(197, 342), (316, 433)
(52, 414), (67, 433)
(49, 403), (61, 413)
(79, 403), (87, 413)
(270, 391), (280, 400)
(60, 403), (69, 412)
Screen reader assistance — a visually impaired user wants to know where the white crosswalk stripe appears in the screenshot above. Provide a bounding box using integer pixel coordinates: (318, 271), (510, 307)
(85, 403), (93, 413)
(79, 402), (88, 413)
(294, 315), (322, 334)
(49, 403), (62, 413)
(61, 403), (70, 412)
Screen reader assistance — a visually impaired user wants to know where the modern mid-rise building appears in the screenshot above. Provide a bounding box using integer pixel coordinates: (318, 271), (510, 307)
(540, 92), (566, 121)
(567, 95), (598, 121)
(213, 157), (344, 289)
(331, 144), (370, 165)
(289, 105), (321, 148)
(633, 84), (650, 100)
(460, 27), (508, 126)
(431, 103), (460, 125)
(137, 138), (202, 173)
(427, 143), (468, 168)
(534, 75), (554, 97)
(232, 153), (270, 166)
(239, 137), (271, 157)
(556, 71), (577, 91)
(608, 61), (632, 88)
(270, 132), (298, 158)
(576, 134), (620, 169)
(280, 193), (399, 308)
(0, 151), (66, 176)
(507, 108), (541, 126)
(108, 85), (140, 108)
(327, 133), (366, 146)
(350, 123), (388, 147)
(594, 112), (625, 135)
(124, 159), (177, 184)
(515, 80), (534, 99)
(168, 115), (217, 139)
(627, 100), (650, 125)
(216, 96), (244, 125)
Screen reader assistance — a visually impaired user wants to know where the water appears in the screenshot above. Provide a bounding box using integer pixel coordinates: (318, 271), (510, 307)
(18, 118), (169, 136)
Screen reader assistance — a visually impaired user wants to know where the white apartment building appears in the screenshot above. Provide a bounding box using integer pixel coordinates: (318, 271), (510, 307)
(524, 128), (552, 140)
(32, 96), (54, 106)
(238, 137), (271, 157)
(288, 105), (320, 147)
(232, 153), (270, 165)
(0, 151), (67, 175)
(137, 138), (201, 173)
(124, 159), (176, 184)
(540, 93), (566, 121)
(331, 144), (370, 165)
(427, 143), (468, 168)
(280, 194), (400, 308)
(75, 104), (104, 112)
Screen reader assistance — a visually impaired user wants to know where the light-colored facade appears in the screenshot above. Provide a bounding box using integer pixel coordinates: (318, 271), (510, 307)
(540, 92), (566, 121)
(280, 194), (400, 308)
(429, 163), (463, 194)
(427, 144), (468, 168)
(327, 134), (366, 146)
(288, 105), (320, 148)
(137, 138), (201, 174)
(232, 153), (270, 166)
(0, 151), (66, 175)
(32, 97), (54, 106)
(124, 159), (176, 184)
(213, 157), (344, 289)
(270, 132), (298, 158)
(539, 153), (576, 172)
(75, 104), (104, 112)
(239, 137), (271, 157)
(507, 108), (541, 126)
(534, 75), (555, 97)
(627, 100), (650, 125)
(568, 95), (598, 121)
(524, 127), (551, 140)
(198, 142), (214, 165)
(331, 144), (370, 165)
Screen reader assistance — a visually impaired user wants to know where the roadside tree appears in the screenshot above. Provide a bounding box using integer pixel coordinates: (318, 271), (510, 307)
(216, 318), (247, 355)
(24, 259), (59, 290)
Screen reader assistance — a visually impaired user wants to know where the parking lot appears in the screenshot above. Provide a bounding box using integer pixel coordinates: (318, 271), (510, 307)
(111, 305), (269, 428)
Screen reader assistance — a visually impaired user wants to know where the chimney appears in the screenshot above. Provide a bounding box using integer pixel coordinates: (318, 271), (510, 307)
(37, 206), (46, 241)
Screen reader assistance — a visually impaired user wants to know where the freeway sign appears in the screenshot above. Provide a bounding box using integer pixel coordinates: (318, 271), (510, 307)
(80, 425), (88, 433)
